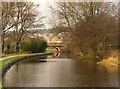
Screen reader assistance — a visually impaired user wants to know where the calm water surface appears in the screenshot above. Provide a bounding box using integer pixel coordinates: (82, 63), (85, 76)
(3, 56), (118, 87)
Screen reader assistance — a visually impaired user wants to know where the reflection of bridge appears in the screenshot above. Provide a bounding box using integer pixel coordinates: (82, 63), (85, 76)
(48, 42), (63, 51)
(47, 42), (63, 57)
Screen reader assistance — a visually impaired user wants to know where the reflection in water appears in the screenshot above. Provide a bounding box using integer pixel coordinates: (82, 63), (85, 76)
(3, 52), (118, 87)
(3, 57), (118, 87)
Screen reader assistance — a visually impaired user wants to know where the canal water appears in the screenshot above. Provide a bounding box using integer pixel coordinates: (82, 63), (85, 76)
(3, 55), (118, 87)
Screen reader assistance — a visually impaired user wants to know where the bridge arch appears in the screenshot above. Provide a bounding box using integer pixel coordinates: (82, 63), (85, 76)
(47, 46), (60, 57)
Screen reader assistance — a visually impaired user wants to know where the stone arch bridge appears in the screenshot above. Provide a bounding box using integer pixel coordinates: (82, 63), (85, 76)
(47, 42), (63, 56)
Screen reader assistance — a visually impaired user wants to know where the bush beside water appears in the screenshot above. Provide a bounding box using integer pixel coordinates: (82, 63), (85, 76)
(20, 38), (48, 53)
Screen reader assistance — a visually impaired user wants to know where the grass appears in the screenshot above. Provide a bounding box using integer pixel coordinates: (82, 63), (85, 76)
(2, 52), (29, 57)
(97, 51), (118, 72)
(0, 52), (53, 88)
(0, 82), (2, 89)
(0, 52), (53, 69)
(0, 56), (23, 89)
(0, 56), (23, 69)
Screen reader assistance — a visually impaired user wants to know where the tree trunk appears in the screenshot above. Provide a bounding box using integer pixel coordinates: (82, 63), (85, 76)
(16, 42), (20, 52)
(2, 34), (5, 54)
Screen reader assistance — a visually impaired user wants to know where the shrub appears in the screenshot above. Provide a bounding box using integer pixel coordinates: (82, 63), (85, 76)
(5, 44), (14, 54)
(20, 39), (48, 53)
(20, 41), (31, 52)
(37, 40), (48, 52)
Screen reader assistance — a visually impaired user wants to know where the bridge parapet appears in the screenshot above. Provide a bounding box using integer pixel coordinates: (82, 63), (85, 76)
(48, 42), (62, 47)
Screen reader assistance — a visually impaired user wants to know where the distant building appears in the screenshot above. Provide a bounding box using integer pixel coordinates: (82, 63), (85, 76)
(48, 35), (63, 44)
(27, 29), (65, 44)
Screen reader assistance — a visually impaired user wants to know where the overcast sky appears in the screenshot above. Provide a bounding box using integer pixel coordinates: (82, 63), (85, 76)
(27, 0), (56, 29)
(27, 0), (118, 29)
(2, 0), (118, 29)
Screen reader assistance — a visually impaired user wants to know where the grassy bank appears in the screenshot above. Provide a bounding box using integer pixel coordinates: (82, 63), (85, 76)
(0, 82), (2, 89)
(0, 52), (53, 88)
(0, 52), (53, 69)
(2, 52), (28, 57)
(0, 56), (23, 69)
(97, 51), (118, 72)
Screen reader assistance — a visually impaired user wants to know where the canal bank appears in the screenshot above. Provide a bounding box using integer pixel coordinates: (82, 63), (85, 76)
(3, 58), (118, 87)
(0, 52), (53, 88)
(0, 52), (53, 69)
(1, 52), (118, 87)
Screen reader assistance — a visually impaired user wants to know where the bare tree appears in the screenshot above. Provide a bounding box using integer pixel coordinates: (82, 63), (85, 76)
(11, 2), (43, 52)
(51, 2), (118, 60)
(2, 2), (17, 53)
(2, 2), (44, 53)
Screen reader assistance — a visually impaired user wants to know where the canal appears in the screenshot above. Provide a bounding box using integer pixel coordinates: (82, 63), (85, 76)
(3, 54), (118, 87)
